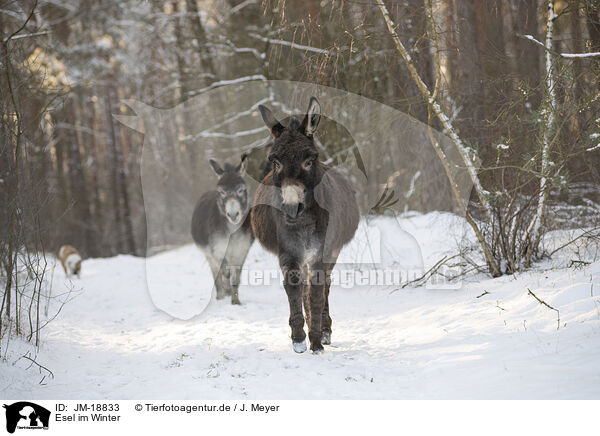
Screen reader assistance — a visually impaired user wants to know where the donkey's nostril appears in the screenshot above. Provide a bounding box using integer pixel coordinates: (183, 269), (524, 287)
(282, 203), (300, 219)
(285, 203), (304, 219)
(228, 212), (240, 221)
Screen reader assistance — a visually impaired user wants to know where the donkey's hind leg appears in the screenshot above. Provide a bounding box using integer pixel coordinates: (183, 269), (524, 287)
(307, 262), (327, 353)
(225, 232), (252, 305)
(321, 260), (337, 345)
(321, 286), (332, 345)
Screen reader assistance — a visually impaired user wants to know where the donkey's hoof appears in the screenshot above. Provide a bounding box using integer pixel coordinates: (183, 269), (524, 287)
(292, 341), (307, 353)
(322, 331), (331, 345)
(231, 297), (241, 305)
(216, 293), (225, 300)
(311, 345), (324, 354)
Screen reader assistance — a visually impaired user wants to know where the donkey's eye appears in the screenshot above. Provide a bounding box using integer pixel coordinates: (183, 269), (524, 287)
(302, 159), (314, 170)
(237, 186), (246, 195)
(218, 189), (226, 197)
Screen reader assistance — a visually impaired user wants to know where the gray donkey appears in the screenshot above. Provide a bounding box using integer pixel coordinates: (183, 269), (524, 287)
(191, 156), (254, 304)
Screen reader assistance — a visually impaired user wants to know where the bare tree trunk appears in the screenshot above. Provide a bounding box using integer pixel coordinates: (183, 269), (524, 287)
(84, 93), (103, 256)
(172, 0), (199, 178)
(455, 0), (484, 140)
(172, 1), (190, 99)
(105, 84), (124, 254)
(586, 3), (600, 52)
(105, 80), (136, 255)
(525, 0), (556, 266)
(570, 4), (583, 130)
(185, 0), (216, 80)
(1, 33), (24, 319)
(444, 0), (460, 90)
(376, 0), (501, 276)
(514, 0), (541, 99)
(53, 123), (70, 217)
(66, 95), (93, 256)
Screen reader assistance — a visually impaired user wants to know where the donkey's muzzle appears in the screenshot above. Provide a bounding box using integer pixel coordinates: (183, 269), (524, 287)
(282, 202), (304, 220)
(227, 211), (240, 222)
(281, 183), (305, 221)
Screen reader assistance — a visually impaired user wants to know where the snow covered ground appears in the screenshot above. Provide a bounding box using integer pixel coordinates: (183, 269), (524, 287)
(2, 212), (600, 399)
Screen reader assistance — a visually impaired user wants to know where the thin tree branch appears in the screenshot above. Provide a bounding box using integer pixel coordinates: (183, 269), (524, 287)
(527, 288), (560, 330)
(20, 354), (55, 379)
(2, 0), (38, 44)
(549, 228), (600, 256)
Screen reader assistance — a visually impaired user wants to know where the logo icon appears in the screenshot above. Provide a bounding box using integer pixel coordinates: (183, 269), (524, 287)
(3, 402), (50, 434)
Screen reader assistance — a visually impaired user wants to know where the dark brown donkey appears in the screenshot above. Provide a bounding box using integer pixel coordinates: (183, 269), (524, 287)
(252, 97), (359, 353)
(191, 156), (254, 304)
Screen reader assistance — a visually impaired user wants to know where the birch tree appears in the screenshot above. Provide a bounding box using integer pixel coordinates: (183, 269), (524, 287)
(521, 0), (600, 266)
(376, 0), (501, 276)
(524, 0), (556, 266)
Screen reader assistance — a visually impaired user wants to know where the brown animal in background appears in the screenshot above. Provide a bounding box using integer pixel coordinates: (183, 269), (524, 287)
(252, 97), (359, 353)
(58, 245), (82, 278)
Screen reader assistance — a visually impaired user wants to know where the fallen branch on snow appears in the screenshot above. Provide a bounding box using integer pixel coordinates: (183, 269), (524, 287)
(527, 288), (560, 330)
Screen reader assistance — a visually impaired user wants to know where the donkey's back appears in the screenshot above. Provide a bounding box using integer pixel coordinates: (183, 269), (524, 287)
(314, 163), (359, 251)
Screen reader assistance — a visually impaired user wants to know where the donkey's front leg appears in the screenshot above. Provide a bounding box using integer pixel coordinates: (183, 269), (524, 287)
(216, 269), (230, 300)
(206, 254), (226, 300)
(229, 265), (242, 305)
(281, 258), (306, 353)
(222, 262), (233, 296)
(307, 262), (326, 353)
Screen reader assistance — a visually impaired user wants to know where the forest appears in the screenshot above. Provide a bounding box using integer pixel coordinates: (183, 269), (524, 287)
(1, 0), (600, 400)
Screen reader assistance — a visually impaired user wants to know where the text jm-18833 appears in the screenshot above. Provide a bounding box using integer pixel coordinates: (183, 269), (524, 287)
(69, 404), (120, 412)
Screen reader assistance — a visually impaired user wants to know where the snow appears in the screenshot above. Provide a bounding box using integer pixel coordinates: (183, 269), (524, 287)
(248, 33), (332, 55)
(561, 52), (600, 58)
(186, 75), (267, 97)
(522, 34), (600, 58)
(2, 213), (600, 399)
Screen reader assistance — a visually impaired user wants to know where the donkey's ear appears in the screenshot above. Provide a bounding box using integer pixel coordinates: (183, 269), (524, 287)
(208, 158), (224, 176)
(258, 105), (284, 138)
(301, 97), (321, 136)
(236, 154), (248, 175)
